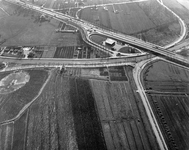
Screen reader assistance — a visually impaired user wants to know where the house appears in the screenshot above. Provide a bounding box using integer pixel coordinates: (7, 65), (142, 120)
(105, 38), (116, 46)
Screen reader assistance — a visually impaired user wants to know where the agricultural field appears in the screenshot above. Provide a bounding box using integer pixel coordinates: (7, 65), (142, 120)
(0, 69), (49, 123)
(0, 66), (162, 150)
(133, 22), (180, 46)
(26, 0), (132, 9)
(54, 46), (93, 59)
(0, 1), (81, 47)
(69, 78), (106, 150)
(64, 67), (110, 80)
(22, 0), (53, 8)
(142, 60), (189, 150)
(163, 0), (189, 25)
(108, 66), (128, 81)
(64, 66), (127, 80)
(79, 0), (180, 46)
(48, 32), (83, 47)
(90, 66), (160, 150)
(1, 69), (107, 150)
(0, 123), (14, 150)
(77, 46), (94, 58)
(40, 32), (84, 58)
(54, 46), (75, 58)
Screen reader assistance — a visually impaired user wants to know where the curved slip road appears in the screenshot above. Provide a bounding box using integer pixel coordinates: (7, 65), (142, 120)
(133, 58), (169, 150)
(5, 0), (189, 67)
(1, 1), (189, 150)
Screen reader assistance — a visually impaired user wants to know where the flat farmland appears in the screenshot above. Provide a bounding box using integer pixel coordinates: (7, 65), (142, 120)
(54, 46), (75, 58)
(133, 22), (180, 46)
(21, 0), (53, 8)
(26, 0), (75, 9)
(0, 69), (49, 123)
(163, 0), (189, 24)
(29, 0), (131, 9)
(48, 32), (83, 47)
(142, 60), (189, 150)
(84, 0), (131, 6)
(90, 66), (160, 150)
(70, 78), (106, 150)
(108, 66), (128, 81)
(51, 0), (75, 9)
(0, 1), (80, 46)
(6, 69), (107, 150)
(12, 110), (28, 150)
(79, 0), (180, 46)
(2, 66), (163, 149)
(0, 123), (14, 150)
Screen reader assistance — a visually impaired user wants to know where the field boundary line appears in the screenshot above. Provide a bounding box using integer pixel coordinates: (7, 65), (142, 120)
(0, 7), (10, 16)
(11, 122), (14, 150)
(54, 0), (148, 13)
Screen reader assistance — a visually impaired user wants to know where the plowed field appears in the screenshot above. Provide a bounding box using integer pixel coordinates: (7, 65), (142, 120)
(142, 60), (189, 150)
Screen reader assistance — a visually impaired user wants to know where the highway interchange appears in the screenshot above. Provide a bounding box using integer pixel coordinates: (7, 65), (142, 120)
(1, 0), (189, 150)
(1, 0), (189, 67)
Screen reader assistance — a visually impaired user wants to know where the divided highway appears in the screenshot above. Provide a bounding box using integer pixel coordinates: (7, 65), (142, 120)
(2, 1), (188, 150)
(4, 0), (189, 68)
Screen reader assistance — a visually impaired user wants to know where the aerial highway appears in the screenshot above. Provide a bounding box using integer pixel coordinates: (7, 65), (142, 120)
(4, 0), (189, 68)
(1, 1), (188, 150)
(0, 53), (153, 68)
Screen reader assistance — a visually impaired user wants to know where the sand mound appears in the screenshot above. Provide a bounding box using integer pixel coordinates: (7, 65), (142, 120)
(0, 71), (30, 94)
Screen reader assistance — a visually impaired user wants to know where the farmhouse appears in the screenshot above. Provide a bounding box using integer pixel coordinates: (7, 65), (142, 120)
(105, 38), (116, 46)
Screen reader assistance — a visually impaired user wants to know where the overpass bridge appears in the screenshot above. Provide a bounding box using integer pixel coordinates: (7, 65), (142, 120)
(0, 53), (153, 68)
(2, 1), (188, 150)
(4, 0), (189, 68)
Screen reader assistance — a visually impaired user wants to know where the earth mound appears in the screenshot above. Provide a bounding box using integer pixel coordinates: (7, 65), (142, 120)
(0, 71), (30, 94)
